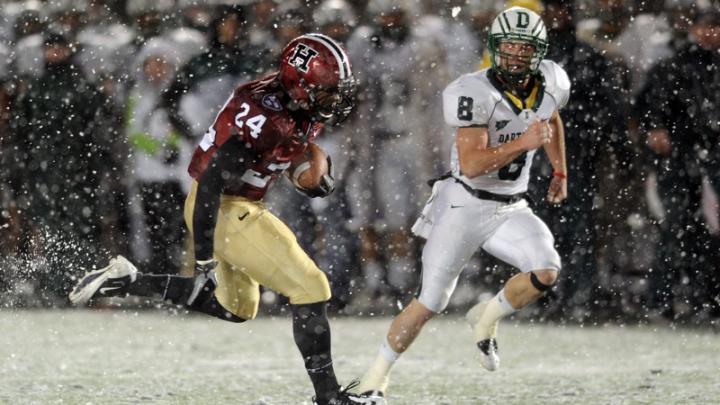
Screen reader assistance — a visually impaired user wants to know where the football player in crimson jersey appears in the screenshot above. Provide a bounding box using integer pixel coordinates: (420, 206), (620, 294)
(69, 34), (368, 405)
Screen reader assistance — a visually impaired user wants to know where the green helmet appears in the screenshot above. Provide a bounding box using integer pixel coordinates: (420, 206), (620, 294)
(488, 6), (548, 84)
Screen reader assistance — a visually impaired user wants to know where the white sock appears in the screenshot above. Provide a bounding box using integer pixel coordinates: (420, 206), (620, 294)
(496, 289), (517, 315)
(381, 337), (401, 362)
(358, 337), (399, 393)
(475, 289), (517, 341)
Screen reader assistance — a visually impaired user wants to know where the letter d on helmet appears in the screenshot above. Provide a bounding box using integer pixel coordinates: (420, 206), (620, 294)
(488, 6), (548, 84)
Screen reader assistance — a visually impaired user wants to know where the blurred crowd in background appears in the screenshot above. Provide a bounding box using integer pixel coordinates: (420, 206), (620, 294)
(0, 0), (719, 325)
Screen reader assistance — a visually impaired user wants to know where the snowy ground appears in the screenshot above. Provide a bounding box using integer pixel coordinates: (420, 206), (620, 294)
(1, 310), (719, 405)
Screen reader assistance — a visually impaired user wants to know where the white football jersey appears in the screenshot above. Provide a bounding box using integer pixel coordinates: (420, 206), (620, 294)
(442, 60), (570, 195)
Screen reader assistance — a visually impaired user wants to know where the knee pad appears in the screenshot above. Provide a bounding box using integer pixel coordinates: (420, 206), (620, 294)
(530, 271), (557, 292)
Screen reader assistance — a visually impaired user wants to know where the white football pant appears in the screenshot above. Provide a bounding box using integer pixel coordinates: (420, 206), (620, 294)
(412, 179), (561, 313)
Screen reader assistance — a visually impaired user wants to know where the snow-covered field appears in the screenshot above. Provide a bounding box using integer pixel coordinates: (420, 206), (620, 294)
(1, 310), (719, 405)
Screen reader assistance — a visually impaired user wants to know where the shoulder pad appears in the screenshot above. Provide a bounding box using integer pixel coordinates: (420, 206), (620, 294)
(443, 69), (500, 128)
(539, 60), (571, 109)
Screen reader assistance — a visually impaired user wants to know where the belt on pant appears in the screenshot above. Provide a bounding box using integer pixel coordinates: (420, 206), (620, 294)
(427, 172), (525, 204)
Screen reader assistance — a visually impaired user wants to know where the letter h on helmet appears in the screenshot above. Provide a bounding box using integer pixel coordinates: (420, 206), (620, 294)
(279, 33), (358, 125)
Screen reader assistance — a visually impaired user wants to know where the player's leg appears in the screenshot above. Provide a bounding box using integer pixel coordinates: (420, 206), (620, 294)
(468, 208), (561, 370)
(358, 184), (482, 398)
(355, 298), (436, 401)
(145, 181), (260, 322)
(70, 182), (253, 322)
(68, 255), (249, 323)
(217, 204), (365, 404)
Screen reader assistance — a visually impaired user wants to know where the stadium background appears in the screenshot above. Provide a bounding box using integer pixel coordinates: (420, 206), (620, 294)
(0, 0), (719, 327)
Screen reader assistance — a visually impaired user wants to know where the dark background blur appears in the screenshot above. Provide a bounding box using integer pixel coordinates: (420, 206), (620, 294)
(0, 0), (718, 326)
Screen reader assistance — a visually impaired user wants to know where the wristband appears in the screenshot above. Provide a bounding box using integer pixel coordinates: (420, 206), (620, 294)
(552, 172), (566, 179)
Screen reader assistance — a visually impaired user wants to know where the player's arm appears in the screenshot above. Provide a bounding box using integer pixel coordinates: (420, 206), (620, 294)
(456, 121), (550, 179)
(188, 135), (253, 304)
(193, 153), (223, 263)
(288, 143), (335, 198)
(444, 80), (549, 179)
(191, 91), (273, 260)
(187, 147), (223, 306)
(544, 110), (567, 204)
(186, 95), (260, 305)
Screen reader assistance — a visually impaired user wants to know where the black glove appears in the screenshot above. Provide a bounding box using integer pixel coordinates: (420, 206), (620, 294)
(187, 259), (218, 306)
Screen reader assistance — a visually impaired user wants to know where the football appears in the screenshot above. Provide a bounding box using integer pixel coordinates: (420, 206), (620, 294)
(289, 143), (329, 189)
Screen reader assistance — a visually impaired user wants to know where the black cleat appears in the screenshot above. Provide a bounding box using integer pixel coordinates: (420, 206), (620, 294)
(313, 381), (378, 405)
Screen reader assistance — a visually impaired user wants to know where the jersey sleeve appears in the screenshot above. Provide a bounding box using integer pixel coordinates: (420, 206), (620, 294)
(540, 60), (571, 110)
(442, 74), (494, 128)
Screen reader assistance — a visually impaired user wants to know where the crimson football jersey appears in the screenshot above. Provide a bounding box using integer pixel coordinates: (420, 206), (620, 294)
(188, 73), (324, 200)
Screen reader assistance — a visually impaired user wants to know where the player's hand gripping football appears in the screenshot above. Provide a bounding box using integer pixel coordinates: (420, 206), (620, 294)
(187, 259), (218, 306)
(520, 119), (552, 150)
(547, 173), (567, 205)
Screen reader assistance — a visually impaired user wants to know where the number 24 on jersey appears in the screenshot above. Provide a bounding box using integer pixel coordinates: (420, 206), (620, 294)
(199, 102), (267, 151)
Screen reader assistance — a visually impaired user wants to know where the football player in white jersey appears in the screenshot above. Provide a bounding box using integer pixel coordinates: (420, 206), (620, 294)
(356, 7), (570, 403)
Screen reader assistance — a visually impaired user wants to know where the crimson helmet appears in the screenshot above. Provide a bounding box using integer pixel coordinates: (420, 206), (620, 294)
(278, 33), (357, 125)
